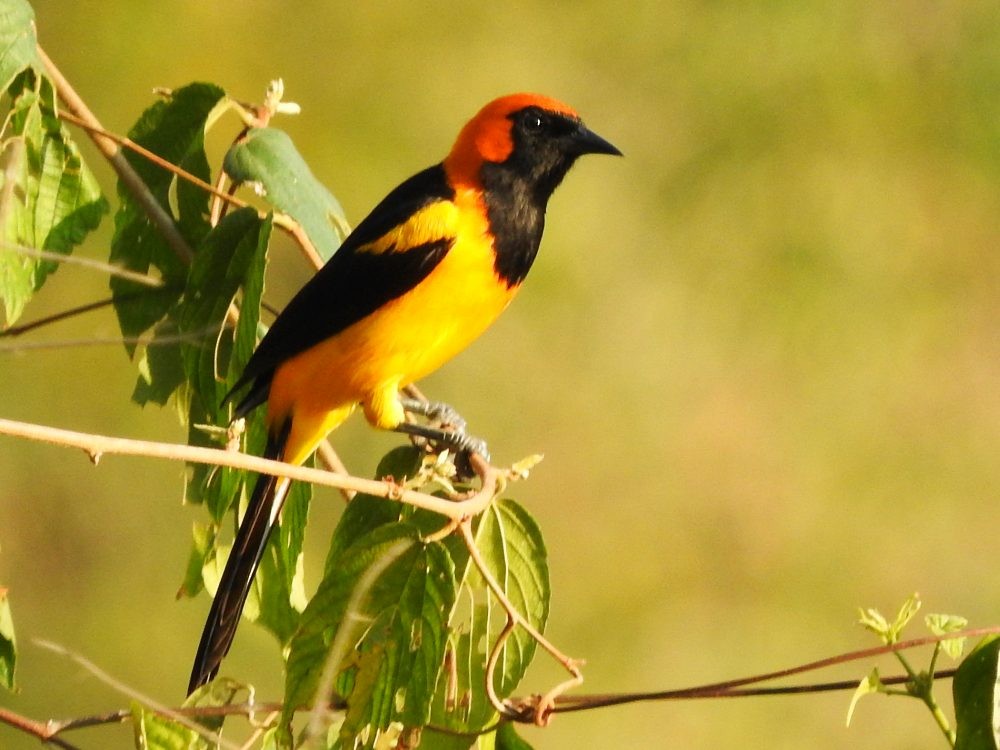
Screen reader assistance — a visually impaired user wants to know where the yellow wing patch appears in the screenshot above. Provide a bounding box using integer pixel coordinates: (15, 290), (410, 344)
(359, 200), (459, 255)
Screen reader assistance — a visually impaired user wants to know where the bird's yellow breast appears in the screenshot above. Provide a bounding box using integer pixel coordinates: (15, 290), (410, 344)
(266, 187), (518, 438)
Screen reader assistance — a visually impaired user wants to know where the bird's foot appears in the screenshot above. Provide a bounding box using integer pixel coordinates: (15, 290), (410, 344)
(399, 397), (468, 432)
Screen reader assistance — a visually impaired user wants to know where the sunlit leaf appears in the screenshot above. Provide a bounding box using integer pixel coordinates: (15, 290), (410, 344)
(845, 667), (881, 727)
(927, 612), (969, 661)
(430, 499), (550, 735)
(954, 636), (1000, 750)
(0, 587), (15, 690)
(177, 522), (215, 599)
(251, 476), (312, 645)
(334, 541), (454, 748)
(224, 127), (348, 262)
(858, 593), (921, 645)
(283, 521), (458, 745)
(417, 729), (477, 750)
(183, 677), (248, 735)
(178, 209), (265, 401)
(130, 700), (208, 750)
(0, 0), (40, 91)
(0, 69), (106, 325)
(496, 721), (535, 750)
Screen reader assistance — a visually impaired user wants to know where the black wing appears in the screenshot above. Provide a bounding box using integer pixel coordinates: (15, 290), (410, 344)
(229, 163), (455, 416)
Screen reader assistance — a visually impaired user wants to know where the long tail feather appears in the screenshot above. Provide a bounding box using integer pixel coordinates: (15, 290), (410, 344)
(187, 423), (291, 695)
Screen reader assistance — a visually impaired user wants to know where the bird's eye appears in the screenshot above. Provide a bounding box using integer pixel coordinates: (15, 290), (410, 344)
(523, 111), (546, 132)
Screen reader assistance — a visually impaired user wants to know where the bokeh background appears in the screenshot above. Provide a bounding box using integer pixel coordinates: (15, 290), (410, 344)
(2, 1), (999, 747)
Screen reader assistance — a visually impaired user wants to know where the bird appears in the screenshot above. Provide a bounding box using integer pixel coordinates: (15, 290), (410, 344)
(187, 92), (621, 694)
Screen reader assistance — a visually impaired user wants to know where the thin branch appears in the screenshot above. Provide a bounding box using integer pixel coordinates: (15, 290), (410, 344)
(37, 46), (193, 265)
(547, 628), (1000, 714)
(0, 705), (82, 749)
(57, 109), (248, 211)
(0, 240), (165, 287)
(0, 322), (218, 352)
(44, 709), (131, 735)
(34, 639), (239, 750)
(316, 439), (356, 501)
(46, 703), (287, 738)
(0, 297), (116, 338)
(272, 213), (325, 270)
(0, 283), (185, 339)
(0, 417), (501, 521)
(459, 516), (583, 727)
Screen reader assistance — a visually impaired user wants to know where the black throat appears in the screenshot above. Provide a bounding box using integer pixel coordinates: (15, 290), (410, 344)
(479, 162), (549, 289)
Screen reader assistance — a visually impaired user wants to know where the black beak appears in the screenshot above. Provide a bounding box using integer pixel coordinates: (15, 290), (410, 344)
(573, 125), (623, 157)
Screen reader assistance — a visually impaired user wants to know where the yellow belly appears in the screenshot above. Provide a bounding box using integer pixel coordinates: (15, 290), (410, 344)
(267, 189), (517, 460)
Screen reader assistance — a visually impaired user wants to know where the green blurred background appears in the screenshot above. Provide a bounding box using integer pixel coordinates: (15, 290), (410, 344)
(2, 1), (999, 747)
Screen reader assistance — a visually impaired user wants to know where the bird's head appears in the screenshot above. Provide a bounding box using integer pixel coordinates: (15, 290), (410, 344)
(444, 93), (621, 198)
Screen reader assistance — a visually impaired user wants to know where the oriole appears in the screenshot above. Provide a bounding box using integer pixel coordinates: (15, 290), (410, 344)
(188, 93), (620, 693)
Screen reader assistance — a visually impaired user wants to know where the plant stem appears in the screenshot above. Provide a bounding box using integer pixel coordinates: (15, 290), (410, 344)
(893, 647), (955, 747)
(37, 46), (193, 265)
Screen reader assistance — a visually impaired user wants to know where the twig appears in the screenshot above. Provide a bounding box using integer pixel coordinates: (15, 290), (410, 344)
(0, 240), (165, 287)
(483, 614), (518, 717)
(56, 108), (247, 211)
(458, 516), (583, 726)
(547, 628), (1000, 714)
(316, 439), (355, 501)
(48, 702), (288, 737)
(0, 323), (219, 352)
(238, 710), (280, 750)
(34, 639), (239, 750)
(37, 46), (193, 265)
(272, 213), (325, 270)
(0, 417), (501, 521)
(43, 708), (131, 735)
(547, 669), (961, 711)
(0, 297), (116, 338)
(0, 705), (82, 749)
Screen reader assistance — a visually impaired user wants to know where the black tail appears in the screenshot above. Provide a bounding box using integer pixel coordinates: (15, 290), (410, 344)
(187, 423), (291, 695)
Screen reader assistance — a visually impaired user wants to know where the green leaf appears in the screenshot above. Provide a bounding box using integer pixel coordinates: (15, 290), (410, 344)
(283, 522), (457, 744)
(430, 500), (550, 735)
(954, 635), (1000, 750)
(322, 446), (424, 576)
(858, 593), (921, 645)
(927, 612), (970, 661)
(0, 69), (107, 325)
(845, 667), (881, 727)
(177, 522), (215, 599)
(250, 476), (312, 645)
(109, 82), (227, 354)
(180, 210), (270, 508)
(130, 700), (208, 750)
(0, 587), (15, 690)
(224, 127), (348, 261)
(335, 541), (455, 748)
(417, 729), (477, 750)
(131, 320), (188, 406)
(421, 722), (533, 750)
(183, 677), (249, 736)
(0, 0), (40, 91)
(178, 208), (266, 407)
(496, 721), (536, 750)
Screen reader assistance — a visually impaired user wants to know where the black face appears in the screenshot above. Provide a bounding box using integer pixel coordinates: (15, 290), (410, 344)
(505, 106), (619, 199)
(504, 107), (583, 202)
(479, 105), (620, 288)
